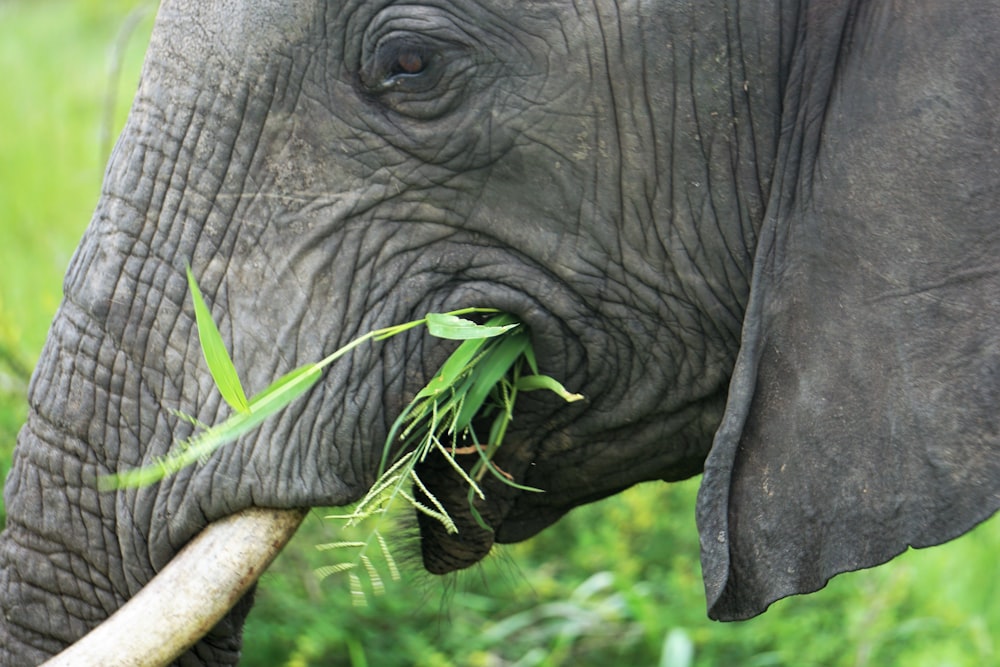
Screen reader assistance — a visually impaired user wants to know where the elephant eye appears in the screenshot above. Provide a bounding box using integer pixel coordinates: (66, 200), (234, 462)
(368, 40), (436, 91)
(358, 22), (474, 120)
(391, 50), (426, 77)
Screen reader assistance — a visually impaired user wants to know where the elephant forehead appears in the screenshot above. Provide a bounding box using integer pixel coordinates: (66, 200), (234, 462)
(156, 0), (318, 63)
(155, 1), (597, 67)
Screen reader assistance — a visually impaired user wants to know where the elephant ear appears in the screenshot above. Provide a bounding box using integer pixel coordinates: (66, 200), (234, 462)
(697, 11), (1000, 619)
(698, 203), (1000, 619)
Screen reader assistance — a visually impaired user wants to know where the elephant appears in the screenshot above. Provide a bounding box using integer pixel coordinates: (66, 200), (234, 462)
(3, 0), (1000, 663)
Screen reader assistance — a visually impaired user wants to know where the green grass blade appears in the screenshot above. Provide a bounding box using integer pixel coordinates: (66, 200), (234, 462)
(514, 374), (584, 403)
(522, 343), (540, 375)
(186, 266), (250, 415)
(454, 332), (530, 430)
(381, 399), (424, 474)
(476, 458), (545, 493)
(417, 313), (521, 400)
(413, 337), (487, 400)
(426, 312), (519, 340)
(100, 363), (322, 489)
(100, 407), (274, 489)
(314, 563), (358, 581)
(467, 487), (492, 532)
(248, 362), (324, 408)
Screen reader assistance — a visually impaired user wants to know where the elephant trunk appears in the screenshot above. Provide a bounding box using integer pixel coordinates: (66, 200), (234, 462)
(41, 507), (305, 667)
(2, 4), (375, 662)
(0, 296), (304, 664)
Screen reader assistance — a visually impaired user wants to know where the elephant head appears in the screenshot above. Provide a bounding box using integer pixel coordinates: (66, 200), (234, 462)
(3, 0), (999, 663)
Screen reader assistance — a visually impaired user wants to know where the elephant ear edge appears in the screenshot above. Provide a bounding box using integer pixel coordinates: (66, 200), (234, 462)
(696, 192), (1000, 622)
(695, 1), (1000, 620)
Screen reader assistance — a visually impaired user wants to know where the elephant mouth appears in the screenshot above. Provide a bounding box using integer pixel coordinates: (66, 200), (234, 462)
(396, 278), (592, 574)
(422, 277), (590, 382)
(407, 408), (530, 573)
(47, 269), (609, 663)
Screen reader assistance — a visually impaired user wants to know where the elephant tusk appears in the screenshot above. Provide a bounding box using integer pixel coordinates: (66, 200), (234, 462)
(41, 507), (307, 667)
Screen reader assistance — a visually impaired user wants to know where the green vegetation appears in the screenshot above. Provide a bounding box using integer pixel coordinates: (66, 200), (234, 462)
(108, 268), (582, 599)
(1, 2), (998, 665)
(104, 289), (576, 494)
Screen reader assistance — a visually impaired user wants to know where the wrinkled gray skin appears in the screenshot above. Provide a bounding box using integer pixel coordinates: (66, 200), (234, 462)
(3, 0), (1000, 663)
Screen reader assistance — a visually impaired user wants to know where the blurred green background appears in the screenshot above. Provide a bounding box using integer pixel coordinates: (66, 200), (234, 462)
(1, 2), (997, 665)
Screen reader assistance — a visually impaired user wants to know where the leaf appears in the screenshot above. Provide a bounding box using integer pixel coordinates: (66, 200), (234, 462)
(454, 332), (530, 429)
(426, 313), (519, 340)
(514, 374), (584, 403)
(412, 337), (486, 400)
(99, 363), (322, 489)
(186, 266), (250, 415)
(249, 362), (324, 409)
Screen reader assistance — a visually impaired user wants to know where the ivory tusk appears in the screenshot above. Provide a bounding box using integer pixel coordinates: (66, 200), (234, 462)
(42, 507), (307, 667)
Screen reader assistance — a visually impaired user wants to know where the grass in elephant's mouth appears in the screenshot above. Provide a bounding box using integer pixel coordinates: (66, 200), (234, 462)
(100, 267), (581, 601)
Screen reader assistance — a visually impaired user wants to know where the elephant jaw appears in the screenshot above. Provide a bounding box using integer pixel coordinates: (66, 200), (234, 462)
(41, 508), (305, 667)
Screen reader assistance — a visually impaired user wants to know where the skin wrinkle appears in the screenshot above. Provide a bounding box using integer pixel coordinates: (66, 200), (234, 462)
(129, 69), (266, 576)
(591, 0), (628, 261)
(4, 340), (132, 646)
(603, 13), (741, 390)
(730, 11), (771, 236)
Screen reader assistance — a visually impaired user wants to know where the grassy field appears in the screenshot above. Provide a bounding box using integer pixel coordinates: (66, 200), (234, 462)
(1, 2), (997, 665)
